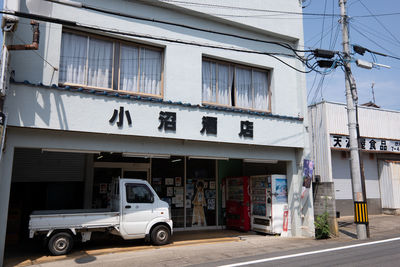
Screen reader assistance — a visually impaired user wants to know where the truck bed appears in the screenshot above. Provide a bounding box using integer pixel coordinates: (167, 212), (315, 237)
(29, 209), (120, 232)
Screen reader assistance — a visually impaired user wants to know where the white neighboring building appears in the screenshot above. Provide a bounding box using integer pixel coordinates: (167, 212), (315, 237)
(309, 101), (400, 217)
(0, 0), (312, 264)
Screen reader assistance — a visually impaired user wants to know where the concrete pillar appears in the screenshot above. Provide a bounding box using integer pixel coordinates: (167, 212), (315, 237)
(297, 148), (315, 238)
(0, 145), (15, 267)
(301, 181), (316, 237)
(287, 148), (315, 238)
(287, 157), (301, 237)
(83, 155), (94, 209)
(313, 182), (339, 236)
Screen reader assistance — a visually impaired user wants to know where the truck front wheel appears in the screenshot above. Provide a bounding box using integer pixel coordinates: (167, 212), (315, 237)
(48, 232), (74, 255)
(151, 225), (170, 246)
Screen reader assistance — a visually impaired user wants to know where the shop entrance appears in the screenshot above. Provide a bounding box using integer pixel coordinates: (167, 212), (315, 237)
(93, 162), (150, 180)
(92, 162), (150, 209)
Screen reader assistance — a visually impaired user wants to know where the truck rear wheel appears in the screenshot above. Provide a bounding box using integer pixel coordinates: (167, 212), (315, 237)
(151, 225), (170, 246)
(48, 232), (74, 255)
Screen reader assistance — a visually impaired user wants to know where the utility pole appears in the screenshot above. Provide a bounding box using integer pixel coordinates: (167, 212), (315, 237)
(339, 0), (368, 240)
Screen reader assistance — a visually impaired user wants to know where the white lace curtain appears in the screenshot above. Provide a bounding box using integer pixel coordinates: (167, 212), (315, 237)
(119, 45), (139, 92)
(218, 64), (233, 105)
(60, 32), (162, 95)
(60, 32), (113, 88)
(253, 70), (269, 111)
(202, 61), (233, 105)
(59, 32), (87, 85)
(87, 38), (113, 88)
(119, 45), (162, 95)
(138, 48), (162, 95)
(202, 60), (269, 110)
(235, 67), (252, 109)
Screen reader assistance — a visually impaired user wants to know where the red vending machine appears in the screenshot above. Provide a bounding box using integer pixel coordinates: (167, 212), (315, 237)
(225, 176), (251, 231)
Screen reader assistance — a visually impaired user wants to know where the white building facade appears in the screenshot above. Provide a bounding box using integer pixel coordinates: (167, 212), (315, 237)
(0, 1), (312, 263)
(309, 101), (400, 217)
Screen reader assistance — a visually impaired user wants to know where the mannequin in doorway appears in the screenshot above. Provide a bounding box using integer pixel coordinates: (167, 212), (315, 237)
(192, 180), (207, 226)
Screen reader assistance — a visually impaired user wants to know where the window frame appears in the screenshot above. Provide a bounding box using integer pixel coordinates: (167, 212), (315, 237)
(202, 57), (271, 113)
(59, 29), (164, 99)
(125, 183), (154, 204)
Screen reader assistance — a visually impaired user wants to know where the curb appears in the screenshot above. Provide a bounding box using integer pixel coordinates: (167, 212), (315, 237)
(8, 237), (241, 267)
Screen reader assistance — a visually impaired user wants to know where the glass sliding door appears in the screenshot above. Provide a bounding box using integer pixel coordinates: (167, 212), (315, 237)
(151, 156), (185, 228)
(186, 159), (216, 228)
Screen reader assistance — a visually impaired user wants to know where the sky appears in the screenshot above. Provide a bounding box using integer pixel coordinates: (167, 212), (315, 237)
(303, 0), (400, 111)
(1, 0), (399, 110)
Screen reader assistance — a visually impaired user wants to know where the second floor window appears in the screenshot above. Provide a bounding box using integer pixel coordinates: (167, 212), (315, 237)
(202, 59), (270, 112)
(59, 31), (163, 97)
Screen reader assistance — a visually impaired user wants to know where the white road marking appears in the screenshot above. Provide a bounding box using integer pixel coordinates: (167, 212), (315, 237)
(218, 236), (400, 267)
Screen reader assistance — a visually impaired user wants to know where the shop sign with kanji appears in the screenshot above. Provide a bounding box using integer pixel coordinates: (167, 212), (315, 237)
(107, 108), (257, 139)
(330, 135), (400, 153)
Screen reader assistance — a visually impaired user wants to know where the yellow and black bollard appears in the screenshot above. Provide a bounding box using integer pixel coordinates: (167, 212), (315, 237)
(354, 201), (368, 224)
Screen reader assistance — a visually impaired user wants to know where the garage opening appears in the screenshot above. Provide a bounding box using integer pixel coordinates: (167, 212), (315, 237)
(5, 148), (288, 248)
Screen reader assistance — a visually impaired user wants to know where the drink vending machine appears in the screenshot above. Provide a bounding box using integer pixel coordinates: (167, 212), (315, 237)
(225, 176), (251, 231)
(250, 175), (288, 234)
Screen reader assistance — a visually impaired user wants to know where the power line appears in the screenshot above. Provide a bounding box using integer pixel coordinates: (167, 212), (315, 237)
(348, 0), (362, 7)
(160, 0), (400, 18)
(307, 72), (319, 101)
(41, 1), (330, 73)
(330, 23), (341, 50)
(42, 0), (400, 63)
(356, 0), (400, 46)
(353, 12), (400, 18)
(329, 0), (335, 49)
(312, 23), (340, 49)
(305, 21), (339, 47)
(319, 0), (328, 48)
(351, 20), (400, 49)
(42, 1), (311, 54)
(158, 0), (341, 17)
(311, 0), (328, 104)
(350, 25), (400, 60)
(12, 33), (58, 71)
(201, 14), (332, 20)
(1, 10), (316, 74)
(311, 75), (325, 104)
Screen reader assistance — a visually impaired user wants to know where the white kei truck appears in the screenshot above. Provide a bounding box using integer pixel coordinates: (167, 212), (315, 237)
(28, 179), (173, 255)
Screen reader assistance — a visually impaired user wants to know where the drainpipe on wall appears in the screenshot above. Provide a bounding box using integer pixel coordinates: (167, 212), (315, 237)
(7, 20), (39, 51)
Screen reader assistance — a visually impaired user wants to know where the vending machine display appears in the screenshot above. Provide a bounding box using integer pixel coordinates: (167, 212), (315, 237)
(225, 176), (250, 231)
(250, 175), (271, 233)
(250, 175), (287, 234)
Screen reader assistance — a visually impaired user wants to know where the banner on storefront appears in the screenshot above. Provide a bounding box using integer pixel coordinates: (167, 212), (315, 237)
(330, 134), (400, 153)
(301, 159), (313, 214)
(301, 159), (313, 199)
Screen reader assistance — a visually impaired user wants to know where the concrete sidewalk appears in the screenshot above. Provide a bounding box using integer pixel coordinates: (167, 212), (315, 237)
(336, 214), (400, 239)
(4, 230), (252, 267)
(4, 214), (400, 267)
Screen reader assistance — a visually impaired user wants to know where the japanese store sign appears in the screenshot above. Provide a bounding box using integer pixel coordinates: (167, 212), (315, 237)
(330, 134), (400, 153)
(108, 107), (254, 139)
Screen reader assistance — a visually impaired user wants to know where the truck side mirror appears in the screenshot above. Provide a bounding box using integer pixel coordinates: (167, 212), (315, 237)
(150, 195), (154, 203)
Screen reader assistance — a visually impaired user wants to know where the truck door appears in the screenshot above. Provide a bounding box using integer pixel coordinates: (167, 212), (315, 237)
(122, 183), (155, 236)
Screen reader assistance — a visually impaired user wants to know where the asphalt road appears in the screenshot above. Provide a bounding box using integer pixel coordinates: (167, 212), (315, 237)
(197, 236), (400, 267)
(12, 215), (400, 267)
